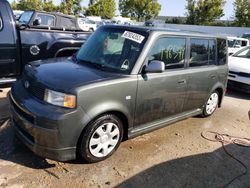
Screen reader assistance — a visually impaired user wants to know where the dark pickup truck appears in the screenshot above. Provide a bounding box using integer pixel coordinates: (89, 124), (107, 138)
(0, 0), (90, 86)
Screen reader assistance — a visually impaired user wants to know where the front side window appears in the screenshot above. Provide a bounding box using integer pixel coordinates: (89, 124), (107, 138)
(76, 28), (148, 74)
(148, 37), (186, 69)
(35, 13), (55, 26)
(19, 11), (34, 24)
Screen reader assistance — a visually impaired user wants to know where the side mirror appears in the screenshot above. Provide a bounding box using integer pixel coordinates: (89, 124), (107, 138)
(235, 45), (241, 48)
(145, 60), (165, 73)
(33, 18), (41, 26)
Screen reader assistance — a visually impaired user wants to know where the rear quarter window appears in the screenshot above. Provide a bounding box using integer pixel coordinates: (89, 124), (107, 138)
(217, 38), (227, 65)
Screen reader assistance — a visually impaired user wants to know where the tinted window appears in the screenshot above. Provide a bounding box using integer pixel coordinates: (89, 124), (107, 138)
(148, 37), (186, 69)
(19, 11), (33, 24)
(217, 38), (227, 65)
(35, 13), (55, 26)
(60, 17), (75, 29)
(209, 40), (216, 65)
(190, 39), (209, 67)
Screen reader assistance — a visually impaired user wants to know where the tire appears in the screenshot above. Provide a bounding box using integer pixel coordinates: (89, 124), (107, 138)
(202, 91), (219, 117)
(78, 114), (123, 163)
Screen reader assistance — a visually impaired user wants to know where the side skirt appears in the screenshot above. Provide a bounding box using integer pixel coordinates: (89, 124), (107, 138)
(128, 108), (202, 139)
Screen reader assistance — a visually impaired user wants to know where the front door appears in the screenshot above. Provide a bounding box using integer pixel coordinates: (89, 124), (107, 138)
(134, 37), (188, 126)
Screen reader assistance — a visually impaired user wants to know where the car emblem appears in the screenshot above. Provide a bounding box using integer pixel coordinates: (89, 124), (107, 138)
(30, 45), (40, 56)
(24, 81), (30, 89)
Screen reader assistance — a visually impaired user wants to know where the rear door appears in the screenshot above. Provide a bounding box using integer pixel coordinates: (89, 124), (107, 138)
(0, 2), (20, 77)
(134, 37), (188, 126)
(183, 38), (218, 112)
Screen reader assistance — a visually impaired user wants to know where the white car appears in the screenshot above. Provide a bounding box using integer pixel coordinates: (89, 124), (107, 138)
(77, 18), (97, 32)
(228, 46), (250, 93)
(227, 36), (249, 55)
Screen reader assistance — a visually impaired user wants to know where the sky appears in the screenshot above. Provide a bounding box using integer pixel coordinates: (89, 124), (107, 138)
(8, 0), (235, 20)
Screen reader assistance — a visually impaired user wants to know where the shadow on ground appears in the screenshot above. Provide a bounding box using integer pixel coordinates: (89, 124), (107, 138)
(117, 144), (250, 188)
(0, 96), (56, 169)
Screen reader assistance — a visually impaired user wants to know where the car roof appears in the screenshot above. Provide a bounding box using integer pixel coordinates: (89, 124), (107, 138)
(25, 10), (76, 19)
(227, 36), (249, 41)
(101, 25), (226, 39)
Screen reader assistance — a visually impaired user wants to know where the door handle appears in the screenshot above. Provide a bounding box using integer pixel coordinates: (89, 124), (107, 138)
(178, 79), (186, 84)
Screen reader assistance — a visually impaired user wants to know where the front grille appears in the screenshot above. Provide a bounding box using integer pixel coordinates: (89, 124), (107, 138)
(229, 71), (250, 78)
(11, 96), (35, 124)
(23, 80), (45, 101)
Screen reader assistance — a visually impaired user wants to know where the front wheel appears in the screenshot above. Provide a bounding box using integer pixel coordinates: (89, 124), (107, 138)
(78, 114), (123, 163)
(202, 91), (219, 117)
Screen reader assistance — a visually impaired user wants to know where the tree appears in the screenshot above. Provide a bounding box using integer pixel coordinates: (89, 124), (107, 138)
(186, 0), (226, 25)
(43, 0), (58, 12)
(234, 0), (250, 27)
(11, 0), (18, 9)
(85, 0), (116, 19)
(16, 0), (44, 11)
(119, 0), (161, 22)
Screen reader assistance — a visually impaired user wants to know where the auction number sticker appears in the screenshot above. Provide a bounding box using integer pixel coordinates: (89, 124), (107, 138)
(121, 31), (145, 44)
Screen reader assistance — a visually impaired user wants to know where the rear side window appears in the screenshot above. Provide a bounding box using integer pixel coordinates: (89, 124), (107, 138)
(148, 37), (186, 69)
(217, 38), (227, 65)
(60, 17), (75, 29)
(190, 39), (216, 67)
(35, 13), (55, 26)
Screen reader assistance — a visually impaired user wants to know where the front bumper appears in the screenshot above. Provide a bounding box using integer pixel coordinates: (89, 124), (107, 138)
(9, 81), (90, 161)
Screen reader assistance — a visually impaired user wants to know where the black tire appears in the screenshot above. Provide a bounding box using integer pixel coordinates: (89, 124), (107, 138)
(202, 91), (219, 117)
(78, 114), (123, 163)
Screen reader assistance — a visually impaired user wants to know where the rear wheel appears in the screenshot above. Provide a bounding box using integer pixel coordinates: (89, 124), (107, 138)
(78, 114), (123, 163)
(202, 91), (219, 117)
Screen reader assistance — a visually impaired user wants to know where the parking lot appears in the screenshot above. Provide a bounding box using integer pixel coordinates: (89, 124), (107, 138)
(0, 88), (250, 188)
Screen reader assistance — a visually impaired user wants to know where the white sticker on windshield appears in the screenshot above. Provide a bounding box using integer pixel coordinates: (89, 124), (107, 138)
(121, 31), (145, 44)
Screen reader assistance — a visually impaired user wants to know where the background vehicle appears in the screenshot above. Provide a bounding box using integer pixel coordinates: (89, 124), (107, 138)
(227, 36), (249, 55)
(18, 10), (81, 30)
(13, 10), (23, 20)
(228, 46), (250, 93)
(242, 33), (250, 42)
(77, 18), (97, 32)
(0, 0), (91, 86)
(10, 25), (228, 163)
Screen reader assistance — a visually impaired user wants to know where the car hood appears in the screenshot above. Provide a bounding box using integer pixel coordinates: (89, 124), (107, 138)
(228, 56), (250, 73)
(24, 57), (121, 92)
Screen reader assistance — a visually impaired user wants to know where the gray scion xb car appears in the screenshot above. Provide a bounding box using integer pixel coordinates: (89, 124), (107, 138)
(10, 25), (228, 163)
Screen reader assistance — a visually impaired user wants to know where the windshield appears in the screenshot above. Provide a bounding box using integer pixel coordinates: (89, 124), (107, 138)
(228, 39), (240, 48)
(76, 27), (148, 74)
(233, 47), (250, 58)
(19, 11), (34, 24)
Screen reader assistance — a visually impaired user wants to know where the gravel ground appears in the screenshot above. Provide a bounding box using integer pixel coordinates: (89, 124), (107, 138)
(0, 88), (249, 188)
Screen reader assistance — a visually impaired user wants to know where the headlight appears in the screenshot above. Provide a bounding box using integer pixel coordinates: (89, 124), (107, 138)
(44, 89), (76, 109)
